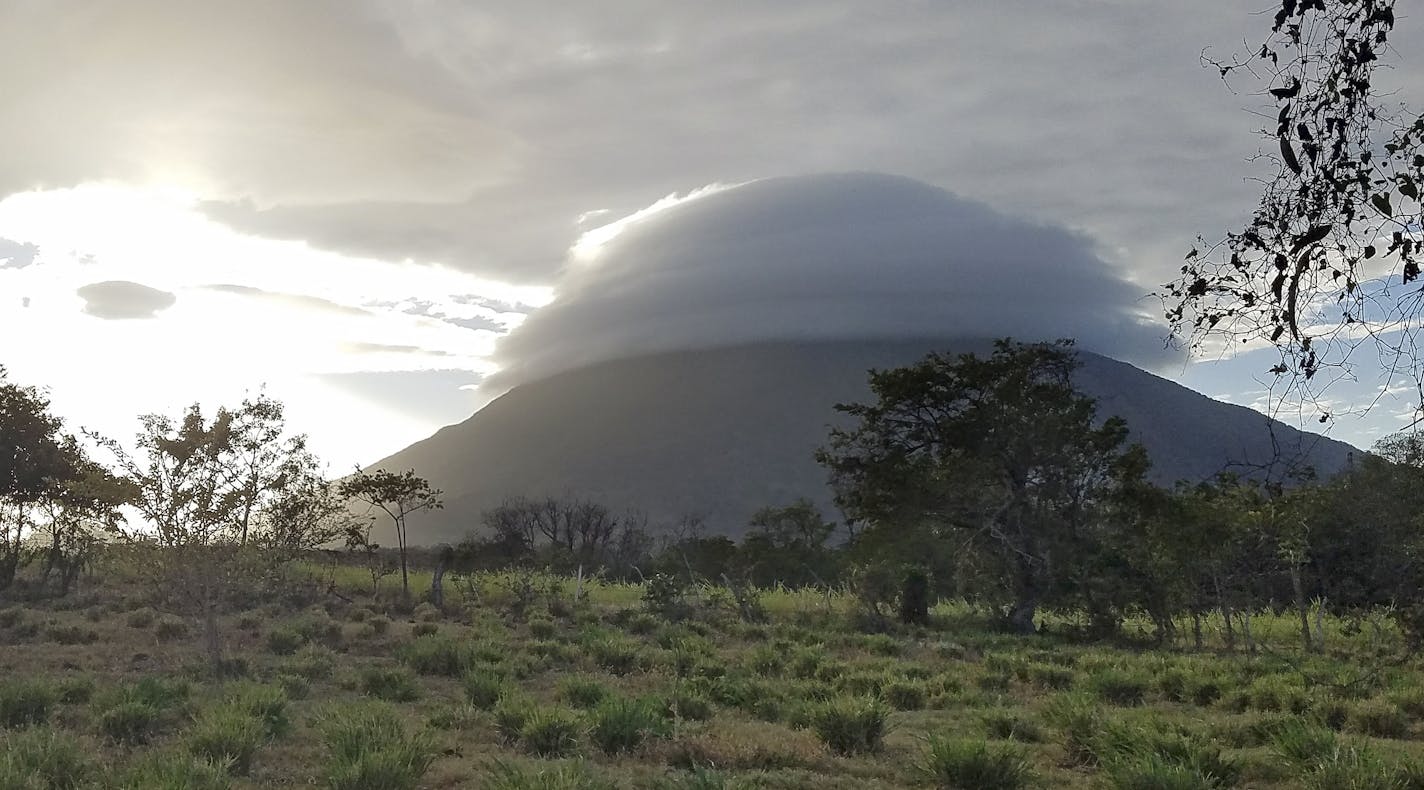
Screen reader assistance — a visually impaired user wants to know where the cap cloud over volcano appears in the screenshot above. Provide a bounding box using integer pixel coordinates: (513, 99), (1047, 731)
(490, 172), (1177, 389)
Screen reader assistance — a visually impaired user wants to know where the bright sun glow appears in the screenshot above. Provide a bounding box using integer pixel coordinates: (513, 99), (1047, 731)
(0, 182), (553, 466)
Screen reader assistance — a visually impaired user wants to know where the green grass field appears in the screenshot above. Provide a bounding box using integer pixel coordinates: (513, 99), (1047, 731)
(2, 558), (1423, 788)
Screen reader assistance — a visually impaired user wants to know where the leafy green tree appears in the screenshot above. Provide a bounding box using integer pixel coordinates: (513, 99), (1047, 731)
(818, 340), (1146, 634)
(339, 469), (442, 598)
(95, 396), (320, 669)
(739, 499), (839, 588)
(0, 366), (85, 590)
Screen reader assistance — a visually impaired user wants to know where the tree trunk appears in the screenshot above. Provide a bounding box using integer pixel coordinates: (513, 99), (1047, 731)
(397, 518), (410, 599)
(1006, 599), (1037, 635)
(1314, 599), (1326, 652)
(1243, 609), (1256, 654)
(1290, 564), (1314, 652)
(430, 555), (446, 610)
(1192, 611), (1204, 649)
(1215, 575), (1236, 650)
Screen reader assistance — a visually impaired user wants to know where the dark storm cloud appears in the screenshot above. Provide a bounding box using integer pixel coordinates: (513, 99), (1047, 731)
(76, 281), (177, 320)
(490, 173), (1177, 389)
(0, 238), (39, 269)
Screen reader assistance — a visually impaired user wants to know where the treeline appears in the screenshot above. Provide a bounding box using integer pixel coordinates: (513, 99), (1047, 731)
(9, 341), (1424, 652)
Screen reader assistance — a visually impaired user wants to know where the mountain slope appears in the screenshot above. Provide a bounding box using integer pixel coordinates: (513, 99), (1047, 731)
(372, 340), (1360, 544)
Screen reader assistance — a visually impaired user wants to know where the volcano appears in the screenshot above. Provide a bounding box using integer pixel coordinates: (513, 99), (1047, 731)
(370, 340), (1359, 545)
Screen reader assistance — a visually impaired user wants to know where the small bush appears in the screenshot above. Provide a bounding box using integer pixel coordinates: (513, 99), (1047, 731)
(463, 669), (508, 710)
(1026, 663), (1076, 690)
(585, 636), (642, 675)
(1087, 669), (1149, 706)
(223, 683), (290, 738)
(921, 736), (1032, 790)
(411, 622), (439, 638)
(810, 696), (887, 755)
(54, 676), (94, 705)
(320, 701), (437, 790)
(366, 616), (392, 636)
(1347, 699), (1410, 739)
(558, 676), (608, 709)
(883, 680), (928, 711)
(46, 623), (98, 645)
(275, 674), (310, 701)
(396, 634), (472, 677)
(99, 701), (163, 744)
(494, 696), (534, 744)
(0, 680), (56, 728)
(0, 608), (23, 629)
(293, 612), (344, 647)
(1043, 693), (1103, 765)
(519, 707), (583, 758)
(528, 618), (558, 639)
(1105, 752), (1223, 790)
(112, 751), (232, 790)
(665, 689), (714, 722)
(154, 616), (189, 642)
(483, 759), (617, 790)
(1271, 717), (1339, 766)
(359, 667), (421, 702)
(283, 644), (337, 680)
(413, 602), (442, 622)
(126, 608), (157, 629)
(589, 697), (668, 754)
(981, 709), (1042, 742)
(1302, 743), (1396, 790)
(184, 706), (266, 775)
(0, 727), (95, 789)
(266, 628), (305, 656)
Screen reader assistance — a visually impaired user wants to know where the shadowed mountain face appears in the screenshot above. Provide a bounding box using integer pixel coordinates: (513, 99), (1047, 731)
(371, 341), (1360, 545)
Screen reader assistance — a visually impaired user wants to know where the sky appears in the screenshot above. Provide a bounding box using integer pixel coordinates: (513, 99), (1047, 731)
(2, 0), (1422, 468)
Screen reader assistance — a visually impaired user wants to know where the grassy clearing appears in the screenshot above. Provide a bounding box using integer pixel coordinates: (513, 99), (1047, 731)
(3, 560), (1424, 787)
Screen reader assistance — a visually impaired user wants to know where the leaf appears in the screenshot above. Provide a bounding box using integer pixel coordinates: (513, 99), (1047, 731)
(1280, 138), (1302, 174)
(1373, 193), (1393, 215)
(1270, 79), (1301, 100)
(1364, 245), (1377, 259)
(1271, 272), (1287, 302)
(1400, 178), (1419, 201)
(1290, 225), (1332, 254)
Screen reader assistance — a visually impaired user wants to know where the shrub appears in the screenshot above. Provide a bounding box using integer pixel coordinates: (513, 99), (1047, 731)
(1271, 717), (1339, 767)
(99, 701), (163, 744)
(1347, 699), (1410, 739)
(366, 616), (392, 636)
(810, 696), (887, 755)
(1301, 743), (1396, 790)
(0, 680), (56, 728)
(184, 706), (266, 775)
(589, 697), (668, 754)
(112, 751), (232, 790)
(463, 669), (507, 710)
(747, 646), (785, 677)
(1093, 720), (1240, 788)
(921, 736), (1032, 790)
(266, 628), (305, 656)
(665, 688), (714, 722)
(126, 608), (157, 629)
(1026, 663), (1076, 690)
(519, 707), (583, 757)
(494, 696), (534, 744)
(283, 644), (337, 680)
(0, 608), (23, 629)
(528, 618), (558, 639)
(883, 680), (928, 711)
(155, 615), (189, 642)
(413, 602), (441, 622)
(483, 759), (617, 790)
(585, 636), (642, 675)
(981, 709), (1042, 742)
(0, 727), (96, 789)
(276, 674), (310, 701)
(411, 622), (439, 638)
(1043, 693), (1103, 765)
(223, 683), (290, 738)
(1105, 752), (1224, 790)
(293, 612), (343, 647)
(1087, 669), (1149, 706)
(359, 667), (421, 702)
(46, 624), (98, 645)
(320, 702), (438, 790)
(558, 676), (608, 710)
(396, 634), (472, 677)
(54, 676), (94, 705)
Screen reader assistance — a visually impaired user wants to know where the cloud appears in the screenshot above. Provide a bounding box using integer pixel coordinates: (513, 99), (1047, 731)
(0, 238), (38, 269)
(75, 280), (177, 320)
(490, 172), (1177, 389)
(198, 284), (374, 317)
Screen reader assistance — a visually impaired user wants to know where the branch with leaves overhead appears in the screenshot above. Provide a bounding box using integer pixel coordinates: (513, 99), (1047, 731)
(1165, 0), (1423, 407)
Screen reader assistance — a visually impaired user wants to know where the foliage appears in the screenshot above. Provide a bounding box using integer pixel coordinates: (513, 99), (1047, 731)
(920, 736), (1033, 790)
(818, 340), (1147, 633)
(319, 701), (437, 790)
(339, 469), (442, 599)
(1167, 0), (1424, 392)
(809, 695), (888, 755)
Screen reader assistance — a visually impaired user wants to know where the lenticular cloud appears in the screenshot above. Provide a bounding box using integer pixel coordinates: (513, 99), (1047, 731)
(491, 172), (1174, 389)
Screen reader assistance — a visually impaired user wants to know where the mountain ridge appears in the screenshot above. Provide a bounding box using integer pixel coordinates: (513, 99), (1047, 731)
(371, 340), (1360, 545)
